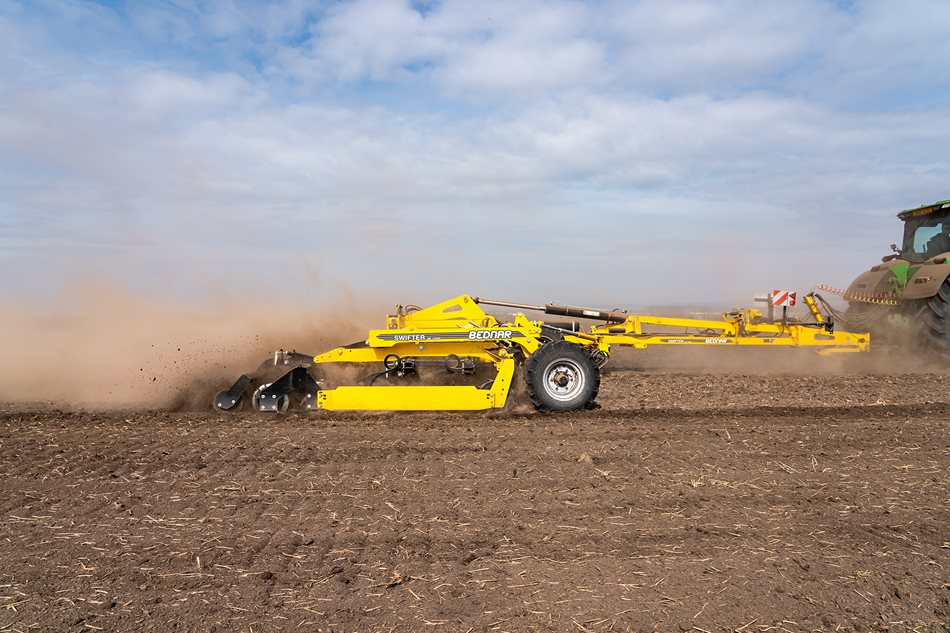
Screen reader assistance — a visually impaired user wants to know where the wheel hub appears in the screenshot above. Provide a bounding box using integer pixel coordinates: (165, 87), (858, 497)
(544, 360), (585, 401)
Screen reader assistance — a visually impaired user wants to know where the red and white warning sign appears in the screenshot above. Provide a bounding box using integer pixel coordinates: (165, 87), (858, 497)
(772, 290), (797, 307)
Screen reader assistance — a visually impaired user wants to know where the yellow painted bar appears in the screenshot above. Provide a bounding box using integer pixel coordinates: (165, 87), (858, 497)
(314, 343), (505, 365)
(317, 358), (516, 411)
(803, 294), (826, 324)
(623, 315), (742, 332)
(318, 385), (497, 410)
(596, 330), (868, 351)
(589, 306), (869, 354)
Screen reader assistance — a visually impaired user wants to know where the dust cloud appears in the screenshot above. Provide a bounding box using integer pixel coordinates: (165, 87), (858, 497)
(0, 282), (384, 409)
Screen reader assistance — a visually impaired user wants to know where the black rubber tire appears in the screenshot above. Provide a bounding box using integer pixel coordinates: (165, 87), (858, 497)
(524, 341), (600, 412)
(920, 277), (950, 359)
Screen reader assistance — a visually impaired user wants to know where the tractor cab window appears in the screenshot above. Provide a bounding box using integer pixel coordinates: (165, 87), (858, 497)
(903, 215), (950, 261)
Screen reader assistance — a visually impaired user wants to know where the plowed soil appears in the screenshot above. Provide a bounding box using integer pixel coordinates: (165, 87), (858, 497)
(1, 370), (947, 632)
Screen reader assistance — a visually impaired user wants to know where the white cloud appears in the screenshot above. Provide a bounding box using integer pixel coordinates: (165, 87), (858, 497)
(601, 0), (843, 92)
(814, 0), (950, 106)
(295, 0), (607, 97)
(1, 0), (949, 303)
(310, 0), (442, 80)
(126, 70), (255, 112)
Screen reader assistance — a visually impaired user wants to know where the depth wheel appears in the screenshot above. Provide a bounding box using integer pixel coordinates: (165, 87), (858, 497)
(524, 341), (600, 412)
(251, 383), (291, 413)
(213, 390), (244, 413)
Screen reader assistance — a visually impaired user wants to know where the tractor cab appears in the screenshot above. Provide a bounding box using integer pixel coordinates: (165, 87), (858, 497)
(897, 200), (950, 263)
(845, 199), (950, 304)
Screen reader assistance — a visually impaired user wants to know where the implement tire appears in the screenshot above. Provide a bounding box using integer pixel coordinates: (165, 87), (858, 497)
(524, 341), (600, 412)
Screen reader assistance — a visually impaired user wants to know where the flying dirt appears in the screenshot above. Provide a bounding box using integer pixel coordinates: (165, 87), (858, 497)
(0, 284), (383, 409)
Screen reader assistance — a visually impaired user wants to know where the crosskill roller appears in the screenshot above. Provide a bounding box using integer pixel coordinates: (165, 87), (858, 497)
(213, 293), (869, 414)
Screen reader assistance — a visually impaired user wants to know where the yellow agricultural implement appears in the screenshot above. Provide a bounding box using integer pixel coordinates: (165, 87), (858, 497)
(214, 292), (868, 414)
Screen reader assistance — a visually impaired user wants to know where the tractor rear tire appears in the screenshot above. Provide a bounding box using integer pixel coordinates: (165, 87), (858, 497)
(524, 341), (600, 412)
(920, 277), (950, 359)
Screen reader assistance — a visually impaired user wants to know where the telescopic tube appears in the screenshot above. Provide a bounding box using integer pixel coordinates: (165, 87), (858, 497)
(474, 297), (628, 324)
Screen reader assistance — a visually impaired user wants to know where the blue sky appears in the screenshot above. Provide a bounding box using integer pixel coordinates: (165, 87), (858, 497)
(1, 0), (949, 306)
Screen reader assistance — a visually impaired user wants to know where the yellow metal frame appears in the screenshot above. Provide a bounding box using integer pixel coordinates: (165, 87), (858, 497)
(306, 293), (870, 411)
(587, 294), (868, 355)
(317, 358), (515, 411)
(312, 296), (531, 411)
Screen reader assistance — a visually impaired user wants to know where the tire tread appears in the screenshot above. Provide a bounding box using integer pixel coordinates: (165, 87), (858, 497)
(921, 278), (950, 354)
(524, 341), (600, 413)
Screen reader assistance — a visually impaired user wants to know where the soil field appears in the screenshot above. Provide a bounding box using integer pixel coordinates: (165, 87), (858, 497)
(0, 371), (948, 632)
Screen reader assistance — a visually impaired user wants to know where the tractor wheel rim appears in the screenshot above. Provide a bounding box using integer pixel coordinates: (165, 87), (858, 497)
(543, 360), (585, 402)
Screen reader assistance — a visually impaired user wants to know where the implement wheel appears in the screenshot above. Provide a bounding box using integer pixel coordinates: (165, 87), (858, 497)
(251, 383), (291, 413)
(524, 341), (600, 412)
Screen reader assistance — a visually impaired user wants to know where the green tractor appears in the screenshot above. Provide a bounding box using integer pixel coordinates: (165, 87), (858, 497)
(844, 199), (950, 356)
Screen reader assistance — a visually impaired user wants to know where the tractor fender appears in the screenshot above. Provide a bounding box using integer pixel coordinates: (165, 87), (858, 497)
(902, 255), (950, 300)
(846, 263), (901, 296)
